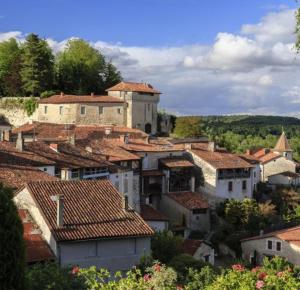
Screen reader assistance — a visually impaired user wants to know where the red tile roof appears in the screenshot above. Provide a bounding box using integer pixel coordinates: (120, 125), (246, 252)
(25, 180), (154, 242)
(0, 165), (58, 189)
(39, 94), (124, 104)
(160, 157), (194, 168)
(182, 239), (203, 256)
(270, 171), (300, 179)
(241, 226), (300, 248)
(0, 141), (55, 167)
(191, 149), (253, 169)
(259, 152), (281, 164)
(140, 204), (169, 221)
(238, 154), (260, 164)
(166, 192), (209, 210)
(106, 82), (161, 94)
(274, 132), (292, 152)
(19, 209), (54, 263)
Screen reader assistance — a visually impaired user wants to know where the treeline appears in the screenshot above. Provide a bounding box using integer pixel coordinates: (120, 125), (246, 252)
(0, 33), (122, 97)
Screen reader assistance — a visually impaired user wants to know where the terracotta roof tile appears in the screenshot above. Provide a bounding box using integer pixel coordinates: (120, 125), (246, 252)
(0, 141), (55, 167)
(39, 94), (124, 104)
(106, 82), (161, 94)
(140, 204), (169, 221)
(166, 192), (209, 210)
(182, 239), (203, 256)
(259, 152), (281, 164)
(26, 180), (154, 242)
(242, 226), (300, 247)
(0, 165), (58, 189)
(160, 157), (194, 168)
(19, 209), (54, 263)
(191, 149), (253, 169)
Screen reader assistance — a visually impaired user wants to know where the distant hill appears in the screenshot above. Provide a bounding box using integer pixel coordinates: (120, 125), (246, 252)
(176, 115), (300, 137)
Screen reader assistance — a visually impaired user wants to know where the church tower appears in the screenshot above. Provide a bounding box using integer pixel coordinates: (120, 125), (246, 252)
(106, 82), (160, 134)
(273, 131), (293, 160)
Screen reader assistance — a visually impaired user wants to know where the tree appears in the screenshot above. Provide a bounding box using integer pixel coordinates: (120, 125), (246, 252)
(0, 38), (22, 96)
(21, 33), (54, 96)
(151, 230), (183, 264)
(173, 116), (202, 138)
(0, 184), (26, 290)
(55, 39), (121, 94)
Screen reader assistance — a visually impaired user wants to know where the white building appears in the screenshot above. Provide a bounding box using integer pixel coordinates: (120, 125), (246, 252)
(14, 180), (153, 272)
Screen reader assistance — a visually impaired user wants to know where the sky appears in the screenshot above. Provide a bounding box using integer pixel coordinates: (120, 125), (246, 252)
(1, 0), (300, 116)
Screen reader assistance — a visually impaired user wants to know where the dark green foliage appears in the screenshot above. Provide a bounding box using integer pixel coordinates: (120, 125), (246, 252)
(173, 116), (202, 138)
(169, 254), (209, 283)
(26, 262), (86, 290)
(0, 184), (26, 290)
(21, 33), (54, 96)
(0, 38), (23, 96)
(185, 266), (217, 289)
(151, 230), (183, 264)
(55, 39), (121, 95)
(40, 90), (56, 99)
(23, 97), (38, 116)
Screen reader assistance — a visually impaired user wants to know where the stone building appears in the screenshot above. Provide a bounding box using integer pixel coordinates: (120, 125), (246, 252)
(241, 226), (300, 266)
(37, 82), (161, 134)
(14, 180), (153, 271)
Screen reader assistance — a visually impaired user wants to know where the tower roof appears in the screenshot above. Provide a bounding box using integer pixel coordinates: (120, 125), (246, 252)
(106, 81), (161, 94)
(274, 131), (292, 152)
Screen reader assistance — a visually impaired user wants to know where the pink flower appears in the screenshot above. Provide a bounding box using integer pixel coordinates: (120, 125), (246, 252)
(232, 264), (245, 271)
(277, 271), (284, 277)
(143, 274), (151, 282)
(258, 272), (267, 280)
(71, 266), (80, 275)
(251, 266), (261, 273)
(154, 263), (161, 272)
(256, 280), (264, 289)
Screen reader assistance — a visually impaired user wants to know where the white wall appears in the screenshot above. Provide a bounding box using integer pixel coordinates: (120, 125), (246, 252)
(194, 243), (215, 265)
(146, 220), (168, 232)
(59, 237), (151, 271)
(37, 165), (55, 176)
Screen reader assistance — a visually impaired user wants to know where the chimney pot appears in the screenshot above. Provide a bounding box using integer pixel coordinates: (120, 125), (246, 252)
(91, 92), (94, 96)
(122, 195), (129, 211)
(57, 194), (64, 228)
(16, 132), (24, 151)
(208, 141), (216, 152)
(60, 92), (64, 96)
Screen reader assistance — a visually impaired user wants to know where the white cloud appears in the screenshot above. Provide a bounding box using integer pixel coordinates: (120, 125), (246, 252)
(1, 7), (300, 116)
(0, 31), (23, 42)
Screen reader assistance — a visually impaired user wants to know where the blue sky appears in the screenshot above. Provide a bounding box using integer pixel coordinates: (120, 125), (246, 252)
(1, 1), (300, 116)
(1, 0), (297, 46)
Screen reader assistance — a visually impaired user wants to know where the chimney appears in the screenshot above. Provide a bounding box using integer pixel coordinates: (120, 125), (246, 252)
(4, 130), (11, 142)
(191, 176), (196, 192)
(49, 143), (58, 152)
(69, 134), (75, 146)
(57, 194), (64, 228)
(208, 141), (216, 152)
(60, 92), (64, 96)
(120, 134), (129, 144)
(16, 132), (24, 151)
(259, 229), (264, 236)
(91, 92), (94, 96)
(122, 195), (129, 211)
(185, 143), (192, 150)
(145, 136), (149, 144)
(145, 197), (150, 205)
(246, 149), (251, 155)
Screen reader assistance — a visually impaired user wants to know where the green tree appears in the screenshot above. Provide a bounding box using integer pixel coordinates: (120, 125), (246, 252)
(0, 184), (26, 290)
(151, 230), (183, 264)
(0, 38), (22, 96)
(173, 116), (202, 138)
(56, 39), (120, 94)
(21, 33), (54, 96)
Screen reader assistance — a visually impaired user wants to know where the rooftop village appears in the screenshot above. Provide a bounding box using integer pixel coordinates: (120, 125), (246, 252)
(2, 81), (300, 271)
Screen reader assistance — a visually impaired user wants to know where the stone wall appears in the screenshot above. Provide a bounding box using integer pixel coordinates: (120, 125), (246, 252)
(0, 107), (37, 127)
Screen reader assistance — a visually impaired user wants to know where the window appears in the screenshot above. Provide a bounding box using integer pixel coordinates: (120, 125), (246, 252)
(71, 169), (80, 179)
(43, 168), (47, 172)
(44, 106), (48, 114)
(254, 171), (256, 178)
(115, 181), (120, 190)
(267, 240), (273, 250)
(228, 181), (233, 192)
(204, 255), (210, 262)
(148, 103), (151, 111)
(99, 106), (103, 115)
(276, 241), (281, 252)
(59, 106), (63, 115)
(80, 106), (86, 115)
(242, 180), (247, 191)
(117, 108), (121, 114)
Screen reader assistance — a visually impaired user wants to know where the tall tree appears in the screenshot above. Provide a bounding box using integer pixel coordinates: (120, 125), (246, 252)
(21, 33), (54, 96)
(173, 116), (202, 138)
(102, 61), (122, 90)
(0, 38), (22, 96)
(0, 184), (26, 289)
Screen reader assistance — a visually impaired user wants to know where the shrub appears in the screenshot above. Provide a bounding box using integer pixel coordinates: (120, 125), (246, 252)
(40, 90), (56, 98)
